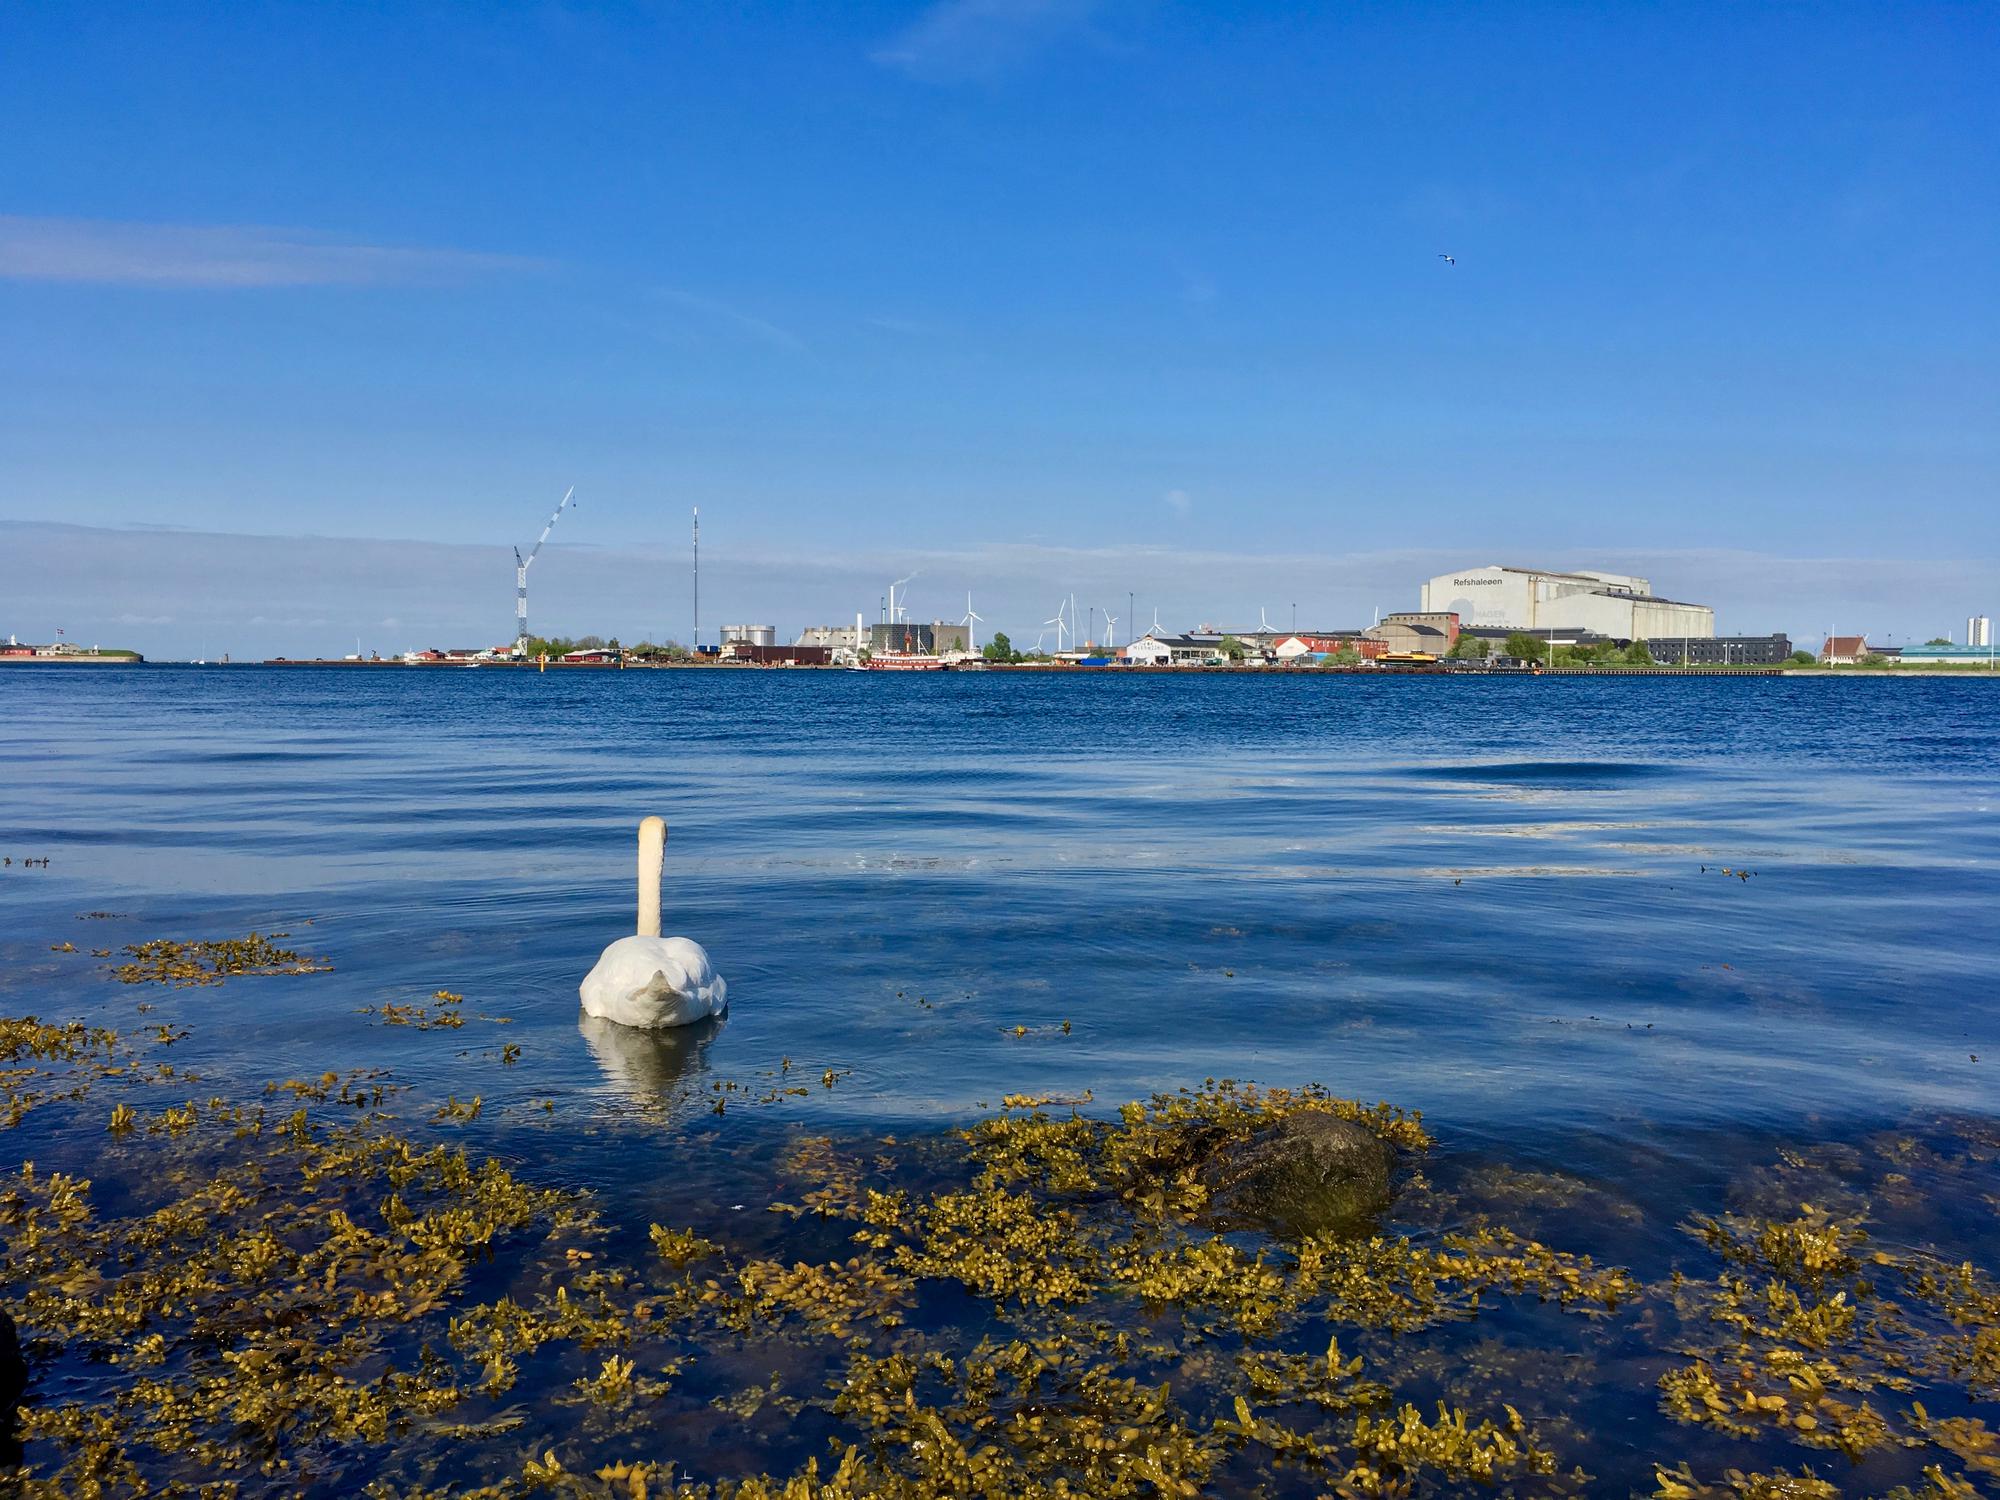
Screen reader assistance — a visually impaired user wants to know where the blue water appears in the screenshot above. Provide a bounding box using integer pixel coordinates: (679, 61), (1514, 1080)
(4, 667), (1998, 1162)
(7, 665), (2000, 1494)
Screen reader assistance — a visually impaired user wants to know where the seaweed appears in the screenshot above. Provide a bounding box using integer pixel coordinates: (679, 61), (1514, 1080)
(112, 934), (330, 987)
(4, 1001), (2000, 1498)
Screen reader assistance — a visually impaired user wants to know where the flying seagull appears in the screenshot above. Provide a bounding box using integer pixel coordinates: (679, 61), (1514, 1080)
(1437, 253), (1455, 265)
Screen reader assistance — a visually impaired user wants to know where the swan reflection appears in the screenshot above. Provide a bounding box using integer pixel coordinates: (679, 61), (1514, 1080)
(579, 1011), (721, 1104)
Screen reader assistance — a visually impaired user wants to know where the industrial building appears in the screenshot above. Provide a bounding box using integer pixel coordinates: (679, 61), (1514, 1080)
(793, 619), (972, 656)
(1272, 633), (1366, 661)
(868, 621), (969, 655)
(720, 642), (832, 665)
(1122, 633), (1220, 666)
(1969, 616), (1993, 648)
(720, 624), (777, 648)
(1900, 642), (1997, 666)
(796, 623), (865, 650)
(1366, 611), (1461, 655)
(1631, 634), (1794, 666)
(1421, 566), (1714, 639)
(1365, 621), (1450, 655)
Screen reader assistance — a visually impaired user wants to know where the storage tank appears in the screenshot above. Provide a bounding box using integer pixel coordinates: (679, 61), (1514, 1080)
(720, 624), (776, 648)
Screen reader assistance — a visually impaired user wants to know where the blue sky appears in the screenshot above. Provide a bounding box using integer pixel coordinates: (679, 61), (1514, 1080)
(2, 1), (1995, 655)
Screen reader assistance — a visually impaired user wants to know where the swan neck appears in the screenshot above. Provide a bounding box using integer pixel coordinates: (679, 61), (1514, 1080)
(637, 816), (665, 937)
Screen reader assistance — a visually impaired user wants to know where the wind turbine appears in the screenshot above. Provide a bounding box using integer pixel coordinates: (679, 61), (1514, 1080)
(1150, 607), (1164, 637)
(1101, 607), (1118, 649)
(960, 592), (983, 653)
(1044, 602), (1068, 654)
(515, 486), (577, 648)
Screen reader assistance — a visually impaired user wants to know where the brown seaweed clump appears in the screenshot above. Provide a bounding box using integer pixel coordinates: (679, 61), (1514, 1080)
(112, 934), (330, 988)
(1, 1018), (148, 1130)
(362, 990), (470, 1030)
(1652, 1199), (2000, 1497)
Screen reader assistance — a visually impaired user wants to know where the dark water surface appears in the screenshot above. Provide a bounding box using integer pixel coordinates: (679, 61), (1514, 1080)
(3, 666), (1998, 1494)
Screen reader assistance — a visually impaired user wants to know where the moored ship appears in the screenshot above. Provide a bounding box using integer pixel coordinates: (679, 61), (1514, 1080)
(862, 650), (949, 670)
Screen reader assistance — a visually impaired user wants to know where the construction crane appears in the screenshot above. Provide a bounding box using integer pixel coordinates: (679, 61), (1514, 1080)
(515, 486), (576, 649)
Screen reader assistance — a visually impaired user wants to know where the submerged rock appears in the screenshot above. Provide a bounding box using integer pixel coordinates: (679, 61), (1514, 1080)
(1198, 1110), (1395, 1238)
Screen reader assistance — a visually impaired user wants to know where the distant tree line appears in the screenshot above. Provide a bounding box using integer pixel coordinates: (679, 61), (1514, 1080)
(518, 635), (687, 660)
(1501, 632), (1656, 666)
(1488, 634), (1825, 668)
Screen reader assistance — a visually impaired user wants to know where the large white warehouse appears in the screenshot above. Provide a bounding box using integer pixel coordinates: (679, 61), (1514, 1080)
(1420, 565), (1715, 639)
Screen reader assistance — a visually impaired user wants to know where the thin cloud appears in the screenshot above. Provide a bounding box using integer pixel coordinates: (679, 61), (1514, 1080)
(0, 215), (539, 288)
(1398, 183), (1515, 227)
(651, 287), (807, 353)
(5, 520), (1988, 659)
(865, 313), (952, 337)
(1167, 258), (1217, 305)
(872, 0), (1108, 82)
(1163, 488), (1192, 515)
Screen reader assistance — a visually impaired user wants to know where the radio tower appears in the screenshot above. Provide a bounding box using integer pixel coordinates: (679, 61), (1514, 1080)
(514, 486), (576, 649)
(692, 506), (699, 652)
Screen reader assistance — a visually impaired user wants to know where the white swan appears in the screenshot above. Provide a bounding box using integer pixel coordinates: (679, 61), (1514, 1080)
(579, 816), (727, 1028)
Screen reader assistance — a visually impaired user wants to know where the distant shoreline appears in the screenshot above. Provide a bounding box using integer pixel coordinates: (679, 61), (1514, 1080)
(0, 653), (142, 665)
(21, 658), (1999, 678)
